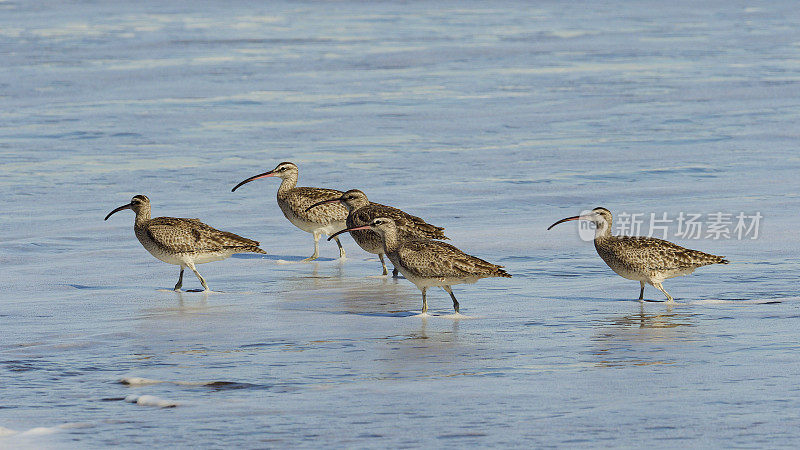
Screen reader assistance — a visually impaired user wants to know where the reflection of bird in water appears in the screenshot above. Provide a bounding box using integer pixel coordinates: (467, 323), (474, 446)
(105, 195), (266, 291)
(609, 304), (694, 329)
(232, 161), (348, 261)
(330, 217), (510, 314)
(591, 305), (697, 368)
(306, 189), (447, 277)
(548, 207), (728, 302)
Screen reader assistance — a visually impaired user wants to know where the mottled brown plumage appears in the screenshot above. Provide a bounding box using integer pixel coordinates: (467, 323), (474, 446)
(330, 217), (510, 313)
(232, 162), (347, 261)
(307, 189), (446, 275)
(393, 239), (510, 282)
(549, 207), (728, 302)
(142, 217), (265, 255)
(105, 195), (267, 291)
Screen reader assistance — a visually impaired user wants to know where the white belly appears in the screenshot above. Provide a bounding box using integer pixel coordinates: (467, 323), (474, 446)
(606, 264), (648, 282)
(287, 215), (346, 236)
(279, 201), (346, 235)
(604, 260), (696, 284)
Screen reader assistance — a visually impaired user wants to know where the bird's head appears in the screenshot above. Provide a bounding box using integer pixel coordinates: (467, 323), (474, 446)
(105, 195), (150, 220)
(231, 161), (298, 192)
(547, 206), (612, 239)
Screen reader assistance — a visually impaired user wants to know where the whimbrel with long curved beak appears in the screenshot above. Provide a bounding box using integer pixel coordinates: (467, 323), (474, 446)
(329, 217), (510, 313)
(231, 162), (347, 261)
(548, 207), (728, 302)
(105, 195), (267, 291)
(306, 189), (447, 276)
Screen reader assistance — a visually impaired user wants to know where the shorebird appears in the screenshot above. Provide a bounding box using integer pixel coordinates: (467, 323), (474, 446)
(547, 207), (729, 302)
(105, 195), (267, 291)
(329, 217), (510, 313)
(231, 161), (347, 261)
(306, 189), (447, 276)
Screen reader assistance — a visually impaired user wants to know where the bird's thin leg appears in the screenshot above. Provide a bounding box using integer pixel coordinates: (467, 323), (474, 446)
(638, 281), (645, 301)
(174, 266), (185, 291)
(378, 253), (388, 276)
(443, 285), (460, 313)
(302, 230), (322, 261)
(333, 235), (346, 259)
(653, 282), (673, 303)
(186, 262), (209, 291)
(421, 288), (428, 314)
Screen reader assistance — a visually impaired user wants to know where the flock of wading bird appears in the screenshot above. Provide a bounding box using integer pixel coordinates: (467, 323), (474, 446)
(105, 161), (729, 314)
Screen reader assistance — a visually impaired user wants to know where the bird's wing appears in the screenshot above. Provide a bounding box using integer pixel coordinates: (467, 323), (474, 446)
(146, 217), (261, 253)
(612, 236), (726, 270)
(286, 187), (347, 222)
(396, 239), (509, 279)
(354, 203), (447, 239)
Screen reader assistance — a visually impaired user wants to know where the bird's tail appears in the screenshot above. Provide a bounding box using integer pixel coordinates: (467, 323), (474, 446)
(686, 248), (728, 266)
(226, 244), (267, 254)
(495, 267), (512, 278)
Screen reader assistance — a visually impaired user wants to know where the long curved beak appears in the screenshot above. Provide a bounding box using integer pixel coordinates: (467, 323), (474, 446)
(547, 215), (581, 230)
(231, 170), (275, 192)
(305, 197), (341, 212)
(327, 224), (371, 241)
(105, 203), (132, 221)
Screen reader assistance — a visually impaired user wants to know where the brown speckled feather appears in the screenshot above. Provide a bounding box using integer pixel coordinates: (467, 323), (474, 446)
(596, 236), (727, 274)
(350, 202), (447, 239)
(335, 189), (447, 259)
(280, 187), (348, 224)
(144, 217), (267, 254)
(394, 239), (510, 280)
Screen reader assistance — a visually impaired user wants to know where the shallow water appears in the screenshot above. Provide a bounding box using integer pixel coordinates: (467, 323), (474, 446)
(2, 1), (800, 447)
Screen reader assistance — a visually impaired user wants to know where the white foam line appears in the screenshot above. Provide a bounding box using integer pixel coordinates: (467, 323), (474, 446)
(125, 394), (178, 408)
(0, 423), (93, 438)
(438, 313), (479, 320)
(120, 377), (220, 387)
(19, 427), (62, 436)
(120, 377), (163, 386)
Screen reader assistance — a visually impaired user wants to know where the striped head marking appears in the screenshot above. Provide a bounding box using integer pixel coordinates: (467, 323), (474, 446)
(272, 161), (298, 176)
(232, 161), (298, 192)
(105, 194), (150, 221)
(368, 217), (396, 234)
(547, 206), (612, 239)
(340, 189), (369, 208)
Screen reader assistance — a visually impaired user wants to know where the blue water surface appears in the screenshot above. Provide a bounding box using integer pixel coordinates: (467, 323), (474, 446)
(2, 1), (800, 447)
